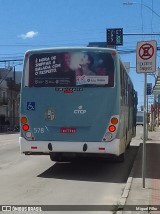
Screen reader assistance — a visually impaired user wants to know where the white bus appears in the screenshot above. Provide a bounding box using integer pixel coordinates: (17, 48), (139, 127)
(136, 111), (144, 126)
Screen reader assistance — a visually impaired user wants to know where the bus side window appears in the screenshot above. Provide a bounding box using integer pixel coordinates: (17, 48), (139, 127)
(120, 63), (125, 105)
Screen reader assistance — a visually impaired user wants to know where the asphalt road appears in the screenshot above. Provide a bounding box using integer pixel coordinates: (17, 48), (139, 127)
(0, 127), (143, 213)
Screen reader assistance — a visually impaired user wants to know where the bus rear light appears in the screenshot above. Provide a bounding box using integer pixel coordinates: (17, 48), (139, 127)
(99, 147), (105, 151)
(102, 115), (119, 142)
(31, 146), (37, 149)
(108, 125), (116, 132)
(21, 116), (28, 124)
(104, 132), (112, 141)
(111, 117), (118, 125)
(25, 131), (32, 138)
(22, 124), (30, 131)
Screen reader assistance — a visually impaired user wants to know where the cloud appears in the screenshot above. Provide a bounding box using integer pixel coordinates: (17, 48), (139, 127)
(19, 31), (38, 39)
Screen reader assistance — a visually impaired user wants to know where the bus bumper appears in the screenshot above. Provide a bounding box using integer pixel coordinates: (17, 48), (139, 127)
(19, 137), (124, 156)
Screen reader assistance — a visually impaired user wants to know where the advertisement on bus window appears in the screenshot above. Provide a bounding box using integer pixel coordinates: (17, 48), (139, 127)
(28, 51), (114, 87)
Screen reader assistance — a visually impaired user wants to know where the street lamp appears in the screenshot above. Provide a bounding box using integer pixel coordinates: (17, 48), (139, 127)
(123, 1), (160, 19)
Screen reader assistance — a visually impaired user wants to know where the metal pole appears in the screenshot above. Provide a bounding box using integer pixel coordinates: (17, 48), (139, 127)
(146, 94), (148, 140)
(142, 73), (147, 188)
(158, 95), (160, 127)
(13, 66), (15, 81)
(153, 95), (156, 130)
(151, 105), (154, 131)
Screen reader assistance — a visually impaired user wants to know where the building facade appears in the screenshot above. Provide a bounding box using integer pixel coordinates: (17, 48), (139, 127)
(0, 68), (22, 132)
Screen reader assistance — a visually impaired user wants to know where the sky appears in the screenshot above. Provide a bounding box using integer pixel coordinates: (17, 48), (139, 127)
(1, 0), (160, 109)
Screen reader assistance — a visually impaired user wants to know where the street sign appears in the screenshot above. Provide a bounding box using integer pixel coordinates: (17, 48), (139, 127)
(136, 40), (157, 73)
(147, 83), (152, 95)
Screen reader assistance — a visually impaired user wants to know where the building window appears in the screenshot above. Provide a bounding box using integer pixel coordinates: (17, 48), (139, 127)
(2, 91), (5, 102)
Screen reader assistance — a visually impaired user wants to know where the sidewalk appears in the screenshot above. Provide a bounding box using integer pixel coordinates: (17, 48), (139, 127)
(118, 127), (160, 214)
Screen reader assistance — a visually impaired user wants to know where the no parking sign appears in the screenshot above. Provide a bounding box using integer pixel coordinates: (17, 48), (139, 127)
(136, 40), (157, 73)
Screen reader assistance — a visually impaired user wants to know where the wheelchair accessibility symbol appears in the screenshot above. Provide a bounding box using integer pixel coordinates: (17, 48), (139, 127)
(27, 102), (35, 111)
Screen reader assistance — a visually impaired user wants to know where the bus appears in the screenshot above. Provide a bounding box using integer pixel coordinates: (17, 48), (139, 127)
(19, 47), (137, 162)
(136, 111), (144, 126)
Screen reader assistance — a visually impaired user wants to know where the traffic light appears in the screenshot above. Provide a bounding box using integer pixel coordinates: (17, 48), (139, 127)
(107, 28), (123, 46)
(117, 35), (121, 44)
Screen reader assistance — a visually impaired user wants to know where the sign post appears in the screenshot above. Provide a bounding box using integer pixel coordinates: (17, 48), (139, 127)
(136, 40), (157, 188)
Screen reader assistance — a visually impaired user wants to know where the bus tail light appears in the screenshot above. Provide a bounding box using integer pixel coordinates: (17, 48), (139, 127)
(111, 117), (118, 125)
(20, 116), (33, 139)
(21, 116), (28, 124)
(108, 125), (116, 132)
(21, 116), (30, 132)
(22, 124), (30, 131)
(102, 115), (119, 142)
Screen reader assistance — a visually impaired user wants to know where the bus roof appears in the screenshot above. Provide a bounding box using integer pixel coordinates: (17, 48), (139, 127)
(24, 46), (118, 56)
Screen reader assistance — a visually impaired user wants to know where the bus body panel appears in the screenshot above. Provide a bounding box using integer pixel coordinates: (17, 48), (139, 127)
(20, 87), (119, 142)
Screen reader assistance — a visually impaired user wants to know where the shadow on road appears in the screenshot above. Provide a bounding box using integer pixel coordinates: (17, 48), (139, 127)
(38, 146), (139, 183)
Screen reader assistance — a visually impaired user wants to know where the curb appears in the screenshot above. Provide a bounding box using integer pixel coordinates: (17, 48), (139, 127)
(115, 143), (142, 214)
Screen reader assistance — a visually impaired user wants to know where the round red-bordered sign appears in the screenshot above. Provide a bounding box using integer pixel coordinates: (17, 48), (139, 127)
(139, 43), (154, 60)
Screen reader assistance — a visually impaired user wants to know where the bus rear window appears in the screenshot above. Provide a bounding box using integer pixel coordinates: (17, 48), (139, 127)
(28, 51), (114, 87)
